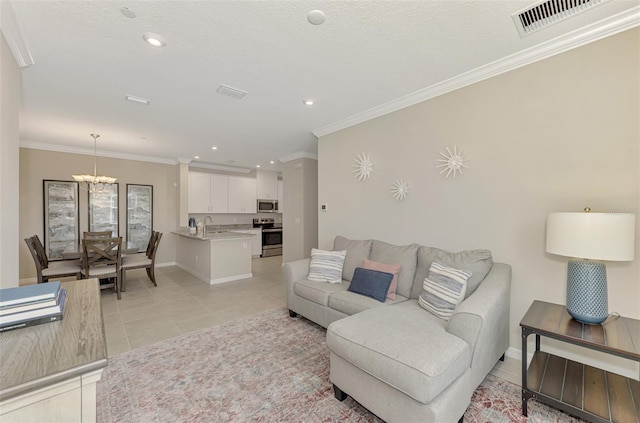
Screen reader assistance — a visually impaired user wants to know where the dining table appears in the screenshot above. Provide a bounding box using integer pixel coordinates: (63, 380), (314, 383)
(61, 242), (139, 260)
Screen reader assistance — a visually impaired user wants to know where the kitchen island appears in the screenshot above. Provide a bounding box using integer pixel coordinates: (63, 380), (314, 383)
(174, 231), (255, 284)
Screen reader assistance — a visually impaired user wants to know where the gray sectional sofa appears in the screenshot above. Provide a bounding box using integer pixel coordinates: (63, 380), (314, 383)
(283, 236), (512, 423)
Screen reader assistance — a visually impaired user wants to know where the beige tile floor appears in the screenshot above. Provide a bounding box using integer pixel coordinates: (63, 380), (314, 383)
(99, 255), (520, 385)
(100, 256), (286, 356)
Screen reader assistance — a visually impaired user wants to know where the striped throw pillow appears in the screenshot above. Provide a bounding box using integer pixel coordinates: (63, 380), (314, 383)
(418, 262), (471, 321)
(307, 248), (347, 284)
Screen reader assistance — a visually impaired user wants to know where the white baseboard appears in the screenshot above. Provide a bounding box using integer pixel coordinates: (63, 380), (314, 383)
(209, 273), (253, 285)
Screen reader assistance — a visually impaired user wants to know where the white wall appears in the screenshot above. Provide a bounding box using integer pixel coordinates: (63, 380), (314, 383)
(282, 158), (318, 263)
(0, 32), (21, 288)
(318, 29), (639, 374)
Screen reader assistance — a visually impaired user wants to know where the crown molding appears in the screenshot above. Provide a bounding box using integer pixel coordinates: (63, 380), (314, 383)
(20, 141), (178, 165)
(188, 162), (253, 174)
(313, 6), (640, 138)
(0, 1), (34, 68)
(278, 151), (318, 163)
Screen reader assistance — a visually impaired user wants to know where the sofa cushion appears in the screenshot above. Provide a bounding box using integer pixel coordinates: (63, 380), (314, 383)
(294, 279), (347, 306)
(347, 267), (394, 302)
(328, 290), (408, 315)
(410, 247), (493, 300)
(307, 248), (346, 283)
(418, 262), (471, 321)
(369, 240), (419, 299)
(333, 236), (372, 281)
(326, 300), (471, 404)
(362, 259), (401, 300)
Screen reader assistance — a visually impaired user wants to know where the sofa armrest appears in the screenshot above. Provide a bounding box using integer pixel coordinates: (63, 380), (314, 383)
(446, 262), (511, 386)
(283, 258), (311, 310)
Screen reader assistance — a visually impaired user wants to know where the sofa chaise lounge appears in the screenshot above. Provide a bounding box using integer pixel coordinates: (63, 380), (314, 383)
(284, 236), (512, 423)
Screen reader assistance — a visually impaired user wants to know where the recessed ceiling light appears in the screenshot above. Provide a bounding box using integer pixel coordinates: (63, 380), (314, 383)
(303, 99), (314, 106)
(307, 10), (326, 25)
(270, 160), (275, 164)
(125, 95), (151, 105)
(211, 146), (218, 150)
(194, 156), (200, 159)
(142, 32), (166, 48)
(256, 165), (261, 168)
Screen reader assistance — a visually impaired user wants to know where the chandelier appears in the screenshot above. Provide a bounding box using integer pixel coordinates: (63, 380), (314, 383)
(72, 134), (117, 192)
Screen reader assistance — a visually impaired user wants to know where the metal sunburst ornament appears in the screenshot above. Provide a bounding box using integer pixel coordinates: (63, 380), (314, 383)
(390, 179), (409, 200)
(352, 153), (373, 181)
(436, 146), (468, 178)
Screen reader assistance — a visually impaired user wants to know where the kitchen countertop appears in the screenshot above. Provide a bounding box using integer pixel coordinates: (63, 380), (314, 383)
(173, 230), (255, 241)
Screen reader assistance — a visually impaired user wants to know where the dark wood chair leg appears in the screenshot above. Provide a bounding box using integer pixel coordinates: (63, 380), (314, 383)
(149, 266), (157, 287)
(333, 384), (347, 402)
(115, 275), (121, 300)
(289, 310), (297, 318)
(121, 270), (127, 292)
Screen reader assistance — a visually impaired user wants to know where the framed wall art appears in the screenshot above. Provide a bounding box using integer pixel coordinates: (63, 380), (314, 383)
(126, 184), (153, 252)
(43, 180), (80, 260)
(88, 183), (119, 236)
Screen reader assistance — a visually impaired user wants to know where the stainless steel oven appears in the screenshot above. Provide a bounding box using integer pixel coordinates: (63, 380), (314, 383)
(253, 218), (282, 257)
(261, 228), (282, 257)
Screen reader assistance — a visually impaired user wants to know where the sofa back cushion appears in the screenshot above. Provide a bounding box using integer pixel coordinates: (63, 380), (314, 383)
(369, 240), (419, 298)
(333, 236), (372, 281)
(410, 247), (493, 300)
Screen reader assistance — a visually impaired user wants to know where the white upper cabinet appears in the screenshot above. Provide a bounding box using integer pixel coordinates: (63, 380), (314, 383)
(210, 174), (229, 213)
(188, 172), (229, 213)
(256, 170), (278, 200)
(188, 172), (213, 213)
(228, 176), (257, 213)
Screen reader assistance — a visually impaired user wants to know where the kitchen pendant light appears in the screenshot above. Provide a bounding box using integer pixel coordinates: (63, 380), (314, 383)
(72, 134), (117, 192)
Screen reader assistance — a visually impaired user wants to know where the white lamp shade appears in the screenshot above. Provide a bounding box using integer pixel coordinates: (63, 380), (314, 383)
(546, 212), (635, 261)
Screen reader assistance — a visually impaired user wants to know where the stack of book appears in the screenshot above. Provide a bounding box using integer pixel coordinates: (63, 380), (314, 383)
(0, 281), (67, 333)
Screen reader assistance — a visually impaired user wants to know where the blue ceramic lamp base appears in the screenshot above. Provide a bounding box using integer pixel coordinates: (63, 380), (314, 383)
(566, 260), (608, 324)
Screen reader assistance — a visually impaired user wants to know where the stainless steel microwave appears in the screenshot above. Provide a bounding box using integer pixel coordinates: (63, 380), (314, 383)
(257, 199), (278, 213)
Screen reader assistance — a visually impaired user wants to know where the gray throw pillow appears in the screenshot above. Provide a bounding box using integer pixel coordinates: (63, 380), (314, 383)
(418, 262), (471, 320)
(307, 248), (346, 284)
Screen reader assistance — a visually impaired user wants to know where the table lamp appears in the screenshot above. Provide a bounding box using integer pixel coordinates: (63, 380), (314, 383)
(546, 208), (635, 324)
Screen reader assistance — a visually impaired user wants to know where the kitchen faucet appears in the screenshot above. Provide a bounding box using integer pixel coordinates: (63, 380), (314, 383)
(203, 215), (213, 235)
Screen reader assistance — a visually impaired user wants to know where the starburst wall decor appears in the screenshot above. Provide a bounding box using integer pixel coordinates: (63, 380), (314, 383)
(352, 153), (373, 181)
(436, 146), (468, 178)
(390, 179), (409, 200)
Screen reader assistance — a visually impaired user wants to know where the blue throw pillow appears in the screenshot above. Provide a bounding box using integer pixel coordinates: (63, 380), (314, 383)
(347, 267), (394, 302)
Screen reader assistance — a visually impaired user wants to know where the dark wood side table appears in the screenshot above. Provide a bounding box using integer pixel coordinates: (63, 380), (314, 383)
(520, 300), (640, 423)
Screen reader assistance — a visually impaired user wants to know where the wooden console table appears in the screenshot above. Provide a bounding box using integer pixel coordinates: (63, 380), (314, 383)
(520, 300), (640, 423)
(0, 279), (108, 422)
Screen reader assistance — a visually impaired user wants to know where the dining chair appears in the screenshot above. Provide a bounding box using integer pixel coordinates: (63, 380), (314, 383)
(24, 236), (82, 283)
(81, 236), (122, 299)
(121, 232), (162, 292)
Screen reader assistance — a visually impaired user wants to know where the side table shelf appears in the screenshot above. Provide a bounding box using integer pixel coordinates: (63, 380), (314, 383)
(520, 300), (640, 423)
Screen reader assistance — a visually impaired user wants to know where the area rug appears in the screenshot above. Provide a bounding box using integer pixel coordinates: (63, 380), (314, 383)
(97, 308), (585, 422)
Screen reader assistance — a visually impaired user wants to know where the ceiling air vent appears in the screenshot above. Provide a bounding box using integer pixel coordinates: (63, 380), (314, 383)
(513, 0), (610, 37)
(216, 84), (248, 99)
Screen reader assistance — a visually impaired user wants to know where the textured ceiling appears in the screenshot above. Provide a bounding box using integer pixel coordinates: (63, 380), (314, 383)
(7, 0), (639, 170)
